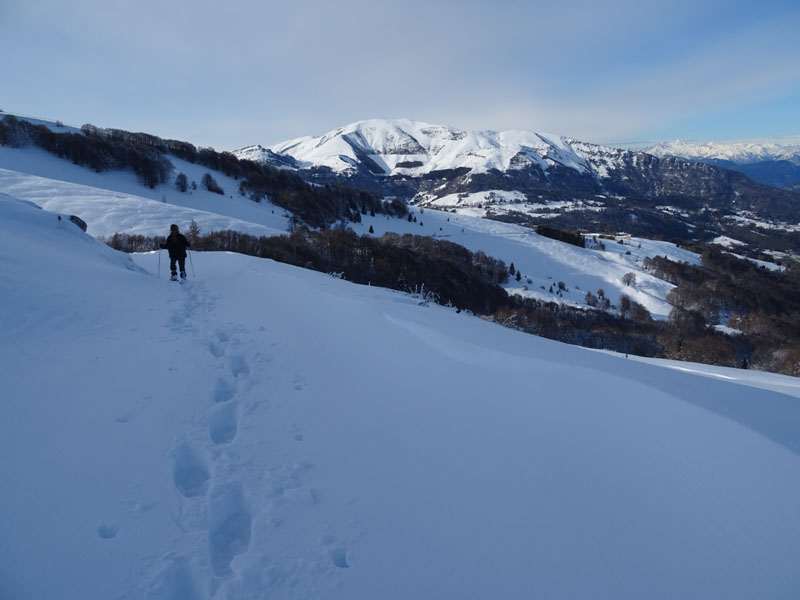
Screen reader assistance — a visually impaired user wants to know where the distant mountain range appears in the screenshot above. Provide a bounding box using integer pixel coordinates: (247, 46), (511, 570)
(235, 119), (800, 254)
(635, 138), (800, 190)
(637, 137), (800, 165)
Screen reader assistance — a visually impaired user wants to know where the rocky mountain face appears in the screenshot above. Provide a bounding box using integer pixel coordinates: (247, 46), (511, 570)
(236, 120), (800, 256)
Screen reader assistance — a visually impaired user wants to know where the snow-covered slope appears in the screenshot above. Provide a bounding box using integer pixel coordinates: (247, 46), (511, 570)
(0, 143), (290, 237)
(354, 206), (699, 319)
(0, 148), (698, 318)
(3, 193), (800, 599)
(640, 137), (800, 165)
(0, 167), (285, 239)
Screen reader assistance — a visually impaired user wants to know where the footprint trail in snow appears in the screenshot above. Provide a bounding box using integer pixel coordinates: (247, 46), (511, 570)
(141, 279), (349, 599)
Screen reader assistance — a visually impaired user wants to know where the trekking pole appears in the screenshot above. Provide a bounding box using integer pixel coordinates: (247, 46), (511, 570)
(157, 249), (161, 279)
(188, 249), (196, 278)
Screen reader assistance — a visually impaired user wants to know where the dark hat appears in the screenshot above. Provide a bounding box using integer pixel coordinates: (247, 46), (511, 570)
(170, 224), (179, 232)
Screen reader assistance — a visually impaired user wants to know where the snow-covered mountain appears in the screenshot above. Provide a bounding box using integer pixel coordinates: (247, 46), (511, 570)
(637, 137), (800, 190)
(240, 118), (602, 178)
(640, 137), (800, 165)
(4, 191), (800, 599)
(236, 119), (798, 193)
(237, 119), (800, 247)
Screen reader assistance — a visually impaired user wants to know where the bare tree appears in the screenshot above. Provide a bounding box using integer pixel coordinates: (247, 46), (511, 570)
(175, 172), (188, 192)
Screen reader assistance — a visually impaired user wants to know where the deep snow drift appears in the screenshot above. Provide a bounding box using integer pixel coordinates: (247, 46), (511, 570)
(2, 194), (800, 599)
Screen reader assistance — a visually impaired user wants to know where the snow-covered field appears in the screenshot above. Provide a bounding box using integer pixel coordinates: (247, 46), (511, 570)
(419, 190), (606, 221)
(723, 212), (800, 233)
(2, 194), (800, 599)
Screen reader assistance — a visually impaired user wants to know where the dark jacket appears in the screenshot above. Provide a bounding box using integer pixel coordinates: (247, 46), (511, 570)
(160, 232), (190, 258)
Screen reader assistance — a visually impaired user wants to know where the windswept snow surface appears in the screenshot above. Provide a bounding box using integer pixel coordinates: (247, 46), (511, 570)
(2, 194), (800, 599)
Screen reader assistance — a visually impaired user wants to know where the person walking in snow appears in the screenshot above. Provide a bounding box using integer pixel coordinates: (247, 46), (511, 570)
(160, 224), (190, 280)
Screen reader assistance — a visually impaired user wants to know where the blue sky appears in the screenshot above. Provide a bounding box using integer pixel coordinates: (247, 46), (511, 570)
(2, 0), (799, 150)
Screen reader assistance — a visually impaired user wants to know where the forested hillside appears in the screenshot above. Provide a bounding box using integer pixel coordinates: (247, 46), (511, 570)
(0, 115), (406, 227)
